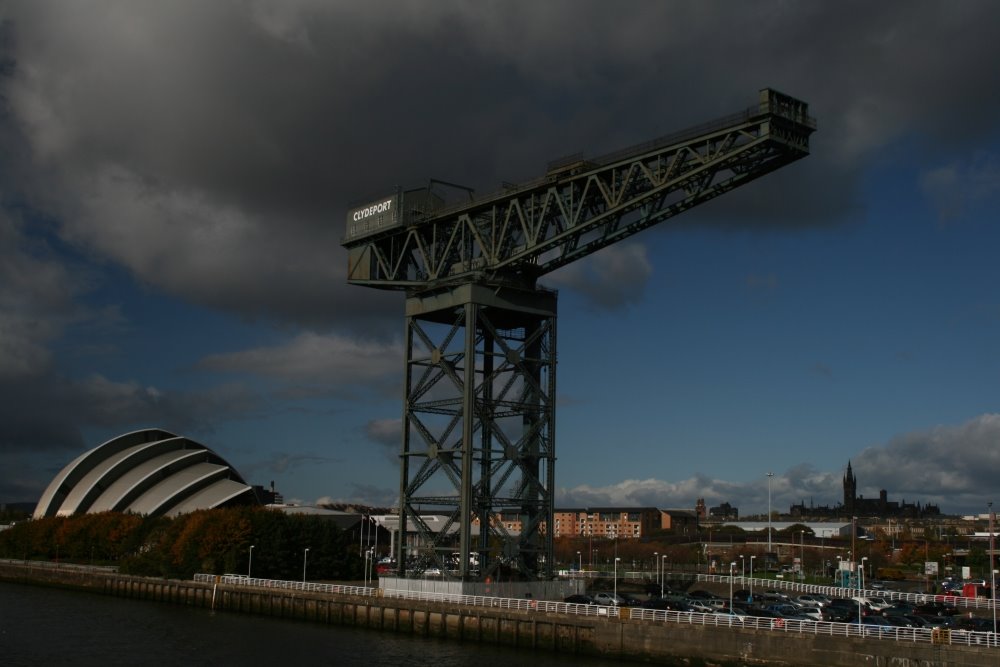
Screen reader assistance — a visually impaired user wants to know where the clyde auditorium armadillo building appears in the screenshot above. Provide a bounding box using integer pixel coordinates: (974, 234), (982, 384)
(33, 428), (258, 519)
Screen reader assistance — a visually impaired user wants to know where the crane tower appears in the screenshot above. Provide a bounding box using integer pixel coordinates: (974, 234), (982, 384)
(343, 89), (815, 583)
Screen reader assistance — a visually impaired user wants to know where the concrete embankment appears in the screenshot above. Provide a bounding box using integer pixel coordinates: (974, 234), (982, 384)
(1, 561), (995, 667)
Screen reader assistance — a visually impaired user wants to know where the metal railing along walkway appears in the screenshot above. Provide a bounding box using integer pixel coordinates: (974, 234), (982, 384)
(692, 572), (999, 613)
(196, 573), (998, 647)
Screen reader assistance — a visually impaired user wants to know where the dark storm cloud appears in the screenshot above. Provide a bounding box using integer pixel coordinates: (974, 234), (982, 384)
(5, 1), (1000, 329)
(3, 1), (1000, 505)
(852, 414), (1000, 511)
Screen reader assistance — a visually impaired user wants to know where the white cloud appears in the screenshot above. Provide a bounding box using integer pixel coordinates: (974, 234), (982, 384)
(921, 152), (1000, 222)
(558, 415), (1000, 515)
(200, 332), (401, 384)
(366, 418), (401, 448)
(544, 243), (653, 310)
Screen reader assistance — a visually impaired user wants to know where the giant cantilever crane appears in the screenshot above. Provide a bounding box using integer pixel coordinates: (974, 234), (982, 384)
(343, 89), (815, 583)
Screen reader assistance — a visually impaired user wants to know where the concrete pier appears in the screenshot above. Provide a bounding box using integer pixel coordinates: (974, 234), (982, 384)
(1, 561), (995, 667)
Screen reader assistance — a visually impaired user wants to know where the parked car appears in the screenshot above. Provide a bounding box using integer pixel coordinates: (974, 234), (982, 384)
(686, 589), (723, 600)
(864, 596), (892, 611)
(795, 594), (829, 608)
(591, 592), (624, 606)
(763, 603), (802, 617)
(913, 602), (959, 617)
(686, 599), (718, 614)
(791, 607), (823, 621)
(742, 607), (783, 619)
(732, 589), (752, 602)
(861, 615), (895, 636)
(563, 594), (594, 605)
(642, 597), (691, 612)
(883, 615), (920, 628)
(761, 589), (791, 602)
(949, 616), (994, 632)
(822, 599), (858, 622)
(881, 602), (916, 616)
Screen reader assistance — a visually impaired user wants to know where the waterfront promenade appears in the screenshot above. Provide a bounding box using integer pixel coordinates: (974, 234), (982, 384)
(2, 559), (997, 666)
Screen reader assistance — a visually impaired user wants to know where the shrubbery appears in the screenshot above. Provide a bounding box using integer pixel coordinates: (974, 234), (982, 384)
(0, 507), (363, 581)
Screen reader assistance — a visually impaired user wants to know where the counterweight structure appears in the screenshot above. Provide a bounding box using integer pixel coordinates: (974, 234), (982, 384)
(343, 89), (815, 581)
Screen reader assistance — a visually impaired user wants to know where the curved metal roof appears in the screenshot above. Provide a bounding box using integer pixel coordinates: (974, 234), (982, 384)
(34, 428), (257, 518)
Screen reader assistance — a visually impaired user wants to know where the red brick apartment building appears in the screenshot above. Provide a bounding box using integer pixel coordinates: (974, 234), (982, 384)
(474, 507), (698, 538)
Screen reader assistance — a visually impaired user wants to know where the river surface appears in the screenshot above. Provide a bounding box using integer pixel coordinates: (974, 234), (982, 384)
(0, 581), (623, 667)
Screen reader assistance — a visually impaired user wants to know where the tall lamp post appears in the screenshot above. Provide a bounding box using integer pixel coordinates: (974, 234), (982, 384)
(614, 557), (621, 603)
(729, 561), (736, 612)
(577, 550), (582, 574)
(989, 501), (996, 635)
(799, 531), (805, 581)
(739, 554), (745, 582)
(302, 547), (310, 583)
(749, 555), (756, 603)
(653, 551), (658, 586)
(766, 471), (774, 556)
(248, 544), (255, 578)
(661, 555), (667, 597)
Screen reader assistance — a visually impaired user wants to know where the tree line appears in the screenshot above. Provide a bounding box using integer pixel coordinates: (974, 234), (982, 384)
(0, 507), (364, 581)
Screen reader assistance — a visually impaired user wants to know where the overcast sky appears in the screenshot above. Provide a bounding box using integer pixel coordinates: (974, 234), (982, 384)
(2, 1), (999, 515)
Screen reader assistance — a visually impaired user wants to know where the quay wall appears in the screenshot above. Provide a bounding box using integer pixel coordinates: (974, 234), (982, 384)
(0, 561), (995, 667)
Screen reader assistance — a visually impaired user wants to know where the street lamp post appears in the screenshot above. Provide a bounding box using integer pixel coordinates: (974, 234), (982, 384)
(303, 547), (310, 583)
(739, 554), (745, 581)
(614, 557), (621, 603)
(577, 550), (582, 574)
(989, 501), (996, 635)
(799, 531), (805, 581)
(661, 555), (667, 598)
(653, 551), (658, 586)
(858, 556), (868, 628)
(749, 555), (756, 603)
(767, 471), (774, 556)
(729, 562), (736, 612)
(248, 544), (255, 578)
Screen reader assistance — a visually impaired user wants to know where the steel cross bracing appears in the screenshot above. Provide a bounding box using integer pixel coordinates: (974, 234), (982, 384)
(395, 285), (556, 581)
(344, 89), (815, 291)
(343, 89), (813, 584)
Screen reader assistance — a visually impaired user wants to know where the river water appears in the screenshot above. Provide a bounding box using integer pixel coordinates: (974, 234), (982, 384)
(0, 581), (622, 667)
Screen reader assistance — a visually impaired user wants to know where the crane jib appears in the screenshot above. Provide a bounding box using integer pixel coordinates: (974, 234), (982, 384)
(343, 88), (815, 290)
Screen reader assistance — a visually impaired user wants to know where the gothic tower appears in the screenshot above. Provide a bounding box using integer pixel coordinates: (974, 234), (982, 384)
(843, 461), (857, 515)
